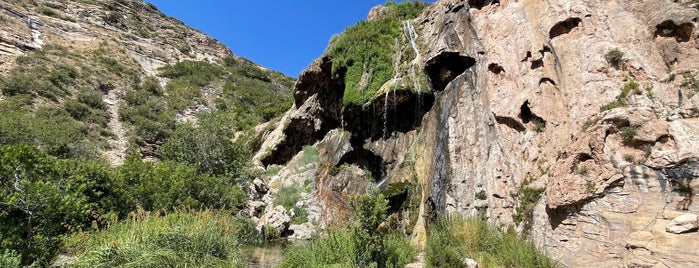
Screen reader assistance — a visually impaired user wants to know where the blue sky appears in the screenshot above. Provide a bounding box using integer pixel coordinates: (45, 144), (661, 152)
(146, 1), (433, 77)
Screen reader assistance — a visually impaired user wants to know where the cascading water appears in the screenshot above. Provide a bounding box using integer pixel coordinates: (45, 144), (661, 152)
(404, 20), (423, 126)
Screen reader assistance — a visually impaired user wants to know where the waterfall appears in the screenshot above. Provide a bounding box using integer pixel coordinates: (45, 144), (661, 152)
(404, 20), (422, 125)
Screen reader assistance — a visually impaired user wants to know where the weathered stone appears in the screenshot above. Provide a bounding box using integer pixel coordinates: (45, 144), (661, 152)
(257, 205), (290, 236)
(666, 213), (699, 234)
(288, 223), (317, 240)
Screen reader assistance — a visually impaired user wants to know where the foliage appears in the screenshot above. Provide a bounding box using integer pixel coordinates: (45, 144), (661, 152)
(0, 249), (21, 268)
(116, 155), (247, 213)
(279, 193), (414, 268)
(0, 145), (91, 265)
(604, 49), (624, 69)
(426, 215), (555, 268)
(63, 210), (247, 267)
(600, 80), (639, 112)
(512, 180), (545, 235)
(273, 183), (302, 210)
(352, 193), (391, 267)
(619, 126), (637, 144)
(158, 113), (251, 178)
(0, 145), (248, 265)
(120, 76), (176, 143)
(327, 1), (428, 106)
(680, 71), (699, 92)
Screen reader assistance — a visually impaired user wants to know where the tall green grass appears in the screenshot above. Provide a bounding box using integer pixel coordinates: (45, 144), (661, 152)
(426, 216), (556, 268)
(63, 210), (252, 267)
(278, 230), (413, 268)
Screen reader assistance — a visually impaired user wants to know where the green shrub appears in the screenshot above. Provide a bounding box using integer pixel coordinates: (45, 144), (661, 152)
(0, 145), (91, 265)
(426, 216), (555, 268)
(604, 49), (624, 69)
(620, 126), (637, 144)
(63, 210), (247, 268)
(279, 193), (414, 268)
(273, 183), (303, 210)
(513, 181), (545, 235)
(0, 250), (21, 268)
(158, 113), (251, 178)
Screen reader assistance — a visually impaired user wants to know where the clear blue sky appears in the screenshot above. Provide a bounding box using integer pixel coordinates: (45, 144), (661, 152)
(145, 0), (433, 78)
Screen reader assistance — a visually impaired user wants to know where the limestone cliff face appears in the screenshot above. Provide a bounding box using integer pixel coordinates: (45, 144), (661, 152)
(257, 0), (699, 266)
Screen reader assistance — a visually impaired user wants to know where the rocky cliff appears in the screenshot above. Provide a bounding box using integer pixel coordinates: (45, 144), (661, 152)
(0, 0), (294, 165)
(254, 0), (699, 266)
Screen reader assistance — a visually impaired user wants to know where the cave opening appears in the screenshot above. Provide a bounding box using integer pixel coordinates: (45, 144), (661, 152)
(549, 17), (582, 39)
(424, 52), (475, 92)
(655, 20), (694, 42)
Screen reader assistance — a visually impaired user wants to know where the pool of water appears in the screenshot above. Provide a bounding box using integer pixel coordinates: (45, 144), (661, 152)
(243, 242), (288, 268)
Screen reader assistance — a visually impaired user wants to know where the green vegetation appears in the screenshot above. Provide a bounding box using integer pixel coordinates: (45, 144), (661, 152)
(426, 216), (555, 268)
(619, 126), (637, 144)
(604, 49), (624, 69)
(273, 183), (303, 210)
(0, 145), (248, 265)
(475, 190), (488, 200)
(279, 193), (415, 268)
(327, 1), (428, 107)
(600, 80), (639, 112)
(63, 210), (250, 267)
(513, 180), (545, 235)
(680, 71), (699, 92)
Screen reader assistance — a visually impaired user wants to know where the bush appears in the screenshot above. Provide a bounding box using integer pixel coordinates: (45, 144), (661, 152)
(619, 126), (637, 145)
(0, 250), (21, 268)
(513, 181), (545, 235)
(63, 210), (247, 268)
(604, 49), (624, 69)
(158, 113), (251, 178)
(273, 183), (302, 210)
(0, 145), (91, 265)
(279, 193), (414, 268)
(426, 216), (555, 268)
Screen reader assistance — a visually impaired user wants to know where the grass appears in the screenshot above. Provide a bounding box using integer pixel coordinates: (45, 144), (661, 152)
(62, 209), (250, 267)
(600, 80), (639, 112)
(581, 116), (602, 130)
(278, 229), (414, 268)
(619, 126), (637, 144)
(273, 183), (302, 210)
(426, 216), (555, 268)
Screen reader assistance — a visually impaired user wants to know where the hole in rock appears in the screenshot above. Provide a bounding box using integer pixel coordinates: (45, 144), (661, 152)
(424, 52), (475, 91)
(549, 17), (582, 39)
(521, 51), (532, 62)
(488, 63), (505, 74)
(336, 148), (386, 182)
(655, 20), (694, 42)
(539, 77), (557, 86)
(531, 59), (544, 69)
(518, 101), (547, 131)
(468, 0), (500, 9)
(494, 115), (525, 132)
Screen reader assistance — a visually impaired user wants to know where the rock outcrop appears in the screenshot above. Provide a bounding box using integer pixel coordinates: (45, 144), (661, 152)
(256, 0), (699, 265)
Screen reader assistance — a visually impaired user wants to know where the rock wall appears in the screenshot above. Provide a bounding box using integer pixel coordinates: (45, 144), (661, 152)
(256, 0), (699, 265)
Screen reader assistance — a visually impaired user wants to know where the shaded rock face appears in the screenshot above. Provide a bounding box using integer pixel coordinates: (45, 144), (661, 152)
(256, 56), (345, 166)
(257, 0), (699, 265)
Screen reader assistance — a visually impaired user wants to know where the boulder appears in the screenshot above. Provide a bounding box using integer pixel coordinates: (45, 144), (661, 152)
(257, 205), (291, 236)
(288, 223), (316, 240)
(666, 213), (699, 234)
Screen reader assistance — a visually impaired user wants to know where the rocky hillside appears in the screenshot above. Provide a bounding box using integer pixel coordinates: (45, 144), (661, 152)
(0, 0), (294, 165)
(253, 0), (699, 266)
